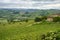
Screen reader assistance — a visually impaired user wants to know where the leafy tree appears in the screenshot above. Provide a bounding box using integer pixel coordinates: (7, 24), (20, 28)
(53, 17), (60, 22)
(41, 16), (47, 20)
(34, 17), (42, 22)
(7, 15), (14, 23)
(25, 19), (28, 22)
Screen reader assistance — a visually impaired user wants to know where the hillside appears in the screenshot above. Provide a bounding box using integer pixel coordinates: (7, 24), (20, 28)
(0, 9), (60, 19)
(0, 21), (60, 40)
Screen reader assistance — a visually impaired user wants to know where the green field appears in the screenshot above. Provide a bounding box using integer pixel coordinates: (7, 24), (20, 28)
(0, 21), (60, 40)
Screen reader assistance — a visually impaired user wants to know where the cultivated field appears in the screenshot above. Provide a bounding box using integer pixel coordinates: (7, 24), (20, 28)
(0, 21), (60, 40)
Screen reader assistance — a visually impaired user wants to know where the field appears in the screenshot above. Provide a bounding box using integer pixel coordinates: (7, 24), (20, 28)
(0, 21), (60, 40)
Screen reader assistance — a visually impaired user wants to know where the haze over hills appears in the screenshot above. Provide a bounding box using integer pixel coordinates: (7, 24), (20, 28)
(0, 8), (60, 19)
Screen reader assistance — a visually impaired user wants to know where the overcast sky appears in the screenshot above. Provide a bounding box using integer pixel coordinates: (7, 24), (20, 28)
(0, 0), (60, 9)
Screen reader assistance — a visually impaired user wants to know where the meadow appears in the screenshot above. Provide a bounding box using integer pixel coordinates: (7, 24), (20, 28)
(0, 21), (60, 40)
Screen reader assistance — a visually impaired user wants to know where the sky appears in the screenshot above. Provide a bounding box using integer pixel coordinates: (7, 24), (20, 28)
(0, 0), (60, 9)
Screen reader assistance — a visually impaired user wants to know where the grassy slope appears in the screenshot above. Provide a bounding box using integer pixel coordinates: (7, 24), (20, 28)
(0, 22), (60, 40)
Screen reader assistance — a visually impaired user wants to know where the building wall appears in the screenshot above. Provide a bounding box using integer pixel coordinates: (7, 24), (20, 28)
(46, 18), (53, 22)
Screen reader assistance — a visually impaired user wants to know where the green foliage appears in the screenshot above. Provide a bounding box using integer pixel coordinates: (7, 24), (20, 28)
(34, 17), (42, 22)
(0, 9), (60, 40)
(41, 30), (60, 40)
(41, 16), (47, 21)
(25, 19), (28, 22)
(0, 9), (60, 20)
(34, 16), (47, 22)
(0, 21), (60, 40)
(53, 17), (60, 22)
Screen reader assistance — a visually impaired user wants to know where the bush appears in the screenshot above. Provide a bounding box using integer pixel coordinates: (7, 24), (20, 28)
(34, 17), (42, 22)
(42, 16), (47, 20)
(53, 17), (60, 22)
(25, 19), (28, 22)
(41, 30), (60, 40)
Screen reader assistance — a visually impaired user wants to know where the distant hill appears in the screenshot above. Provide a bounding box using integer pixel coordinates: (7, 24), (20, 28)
(0, 8), (60, 19)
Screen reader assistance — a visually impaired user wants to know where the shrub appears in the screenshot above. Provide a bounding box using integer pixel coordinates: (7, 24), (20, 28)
(41, 34), (46, 40)
(34, 17), (42, 22)
(41, 30), (60, 40)
(41, 16), (47, 20)
(53, 17), (60, 22)
(25, 19), (28, 22)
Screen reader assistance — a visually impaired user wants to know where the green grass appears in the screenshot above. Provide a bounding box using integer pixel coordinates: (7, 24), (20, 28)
(0, 22), (60, 40)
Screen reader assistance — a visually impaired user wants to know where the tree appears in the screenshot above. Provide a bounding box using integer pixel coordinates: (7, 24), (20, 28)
(53, 17), (60, 22)
(25, 19), (28, 22)
(7, 15), (14, 23)
(34, 17), (42, 22)
(42, 16), (47, 20)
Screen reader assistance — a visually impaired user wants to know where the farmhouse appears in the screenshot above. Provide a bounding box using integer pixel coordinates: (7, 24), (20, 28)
(46, 17), (53, 22)
(46, 13), (60, 22)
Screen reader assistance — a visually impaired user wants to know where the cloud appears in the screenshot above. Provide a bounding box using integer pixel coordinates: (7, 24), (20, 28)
(0, 0), (60, 3)
(0, 0), (60, 9)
